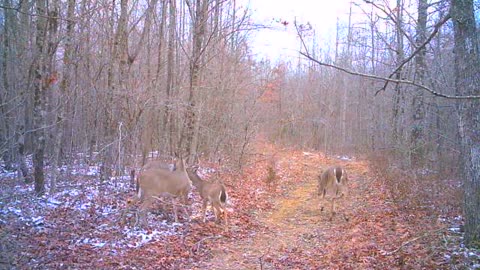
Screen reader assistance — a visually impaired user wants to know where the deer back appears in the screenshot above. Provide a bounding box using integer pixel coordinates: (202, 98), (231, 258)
(318, 166), (348, 198)
(142, 159), (175, 171)
(138, 158), (191, 200)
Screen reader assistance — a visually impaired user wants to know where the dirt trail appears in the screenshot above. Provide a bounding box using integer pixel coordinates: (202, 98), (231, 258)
(193, 148), (374, 269)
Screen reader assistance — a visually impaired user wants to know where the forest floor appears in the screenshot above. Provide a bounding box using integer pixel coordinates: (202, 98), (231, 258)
(0, 139), (478, 269)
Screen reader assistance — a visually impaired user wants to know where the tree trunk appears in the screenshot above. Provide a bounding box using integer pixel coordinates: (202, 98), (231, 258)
(165, 0), (176, 154)
(51, 0), (75, 194)
(410, 0), (427, 167)
(392, 0), (406, 163)
(451, 0), (480, 247)
(0, 0), (14, 170)
(183, 0), (208, 157)
(32, 0), (48, 196)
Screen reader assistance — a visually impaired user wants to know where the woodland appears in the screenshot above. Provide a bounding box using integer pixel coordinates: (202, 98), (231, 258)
(0, 0), (480, 269)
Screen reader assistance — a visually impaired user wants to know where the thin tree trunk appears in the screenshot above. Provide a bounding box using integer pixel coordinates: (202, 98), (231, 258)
(165, 0), (175, 154)
(32, 0), (48, 196)
(1, 0), (14, 170)
(183, 0), (208, 157)
(392, 0), (406, 163)
(410, 0), (427, 167)
(51, 0), (75, 194)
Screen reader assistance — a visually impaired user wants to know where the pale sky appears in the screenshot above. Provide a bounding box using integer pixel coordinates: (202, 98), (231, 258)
(243, 0), (355, 61)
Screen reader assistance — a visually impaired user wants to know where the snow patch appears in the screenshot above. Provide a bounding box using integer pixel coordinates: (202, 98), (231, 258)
(87, 166), (100, 176)
(337, 155), (353, 161)
(47, 197), (62, 207)
(448, 227), (461, 232)
(80, 237), (107, 248)
(7, 207), (22, 216)
(31, 216), (44, 226)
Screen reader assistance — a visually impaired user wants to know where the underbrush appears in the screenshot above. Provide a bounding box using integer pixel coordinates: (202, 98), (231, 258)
(0, 151), (280, 269)
(369, 153), (480, 269)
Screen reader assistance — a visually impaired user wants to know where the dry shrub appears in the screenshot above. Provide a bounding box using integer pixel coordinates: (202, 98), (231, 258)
(369, 151), (462, 218)
(264, 155), (278, 189)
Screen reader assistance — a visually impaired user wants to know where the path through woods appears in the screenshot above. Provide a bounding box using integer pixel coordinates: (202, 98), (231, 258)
(187, 141), (456, 269)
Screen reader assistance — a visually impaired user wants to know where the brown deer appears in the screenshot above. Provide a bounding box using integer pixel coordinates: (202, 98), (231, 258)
(142, 159), (176, 171)
(136, 158), (192, 226)
(186, 167), (228, 228)
(318, 166), (349, 221)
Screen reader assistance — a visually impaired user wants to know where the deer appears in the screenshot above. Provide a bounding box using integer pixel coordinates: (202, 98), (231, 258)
(136, 158), (192, 226)
(186, 167), (228, 229)
(318, 166), (349, 221)
(142, 159), (176, 172)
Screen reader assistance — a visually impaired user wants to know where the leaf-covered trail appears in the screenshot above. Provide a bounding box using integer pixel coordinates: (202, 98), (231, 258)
(191, 145), (407, 269)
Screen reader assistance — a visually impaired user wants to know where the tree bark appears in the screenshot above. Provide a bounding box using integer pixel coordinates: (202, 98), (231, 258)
(410, 0), (427, 167)
(32, 0), (48, 196)
(392, 0), (406, 155)
(183, 0), (208, 157)
(1, 0), (14, 170)
(451, 0), (480, 247)
(165, 0), (176, 154)
(51, 0), (75, 194)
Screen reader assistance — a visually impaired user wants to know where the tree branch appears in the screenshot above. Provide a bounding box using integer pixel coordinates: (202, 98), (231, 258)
(295, 13), (479, 100)
(0, 4), (74, 22)
(299, 52), (480, 100)
(379, 13), (451, 93)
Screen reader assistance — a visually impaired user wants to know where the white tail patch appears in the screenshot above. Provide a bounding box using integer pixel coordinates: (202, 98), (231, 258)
(318, 166), (349, 221)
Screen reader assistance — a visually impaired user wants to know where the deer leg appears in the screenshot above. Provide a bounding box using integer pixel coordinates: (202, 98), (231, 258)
(320, 189), (326, 212)
(180, 194), (190, 221)
(213, 202), (221, 223)
(138, 198), (153, 228)
(172, 197), (179, 223)
(329, 198), (336, 221)
(332, 198), (336, 215)
(221, 204), (228, 231)
(202, 200), (208, 223)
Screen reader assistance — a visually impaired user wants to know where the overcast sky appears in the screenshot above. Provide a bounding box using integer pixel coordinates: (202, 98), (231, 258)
(243, 0), (355, 61)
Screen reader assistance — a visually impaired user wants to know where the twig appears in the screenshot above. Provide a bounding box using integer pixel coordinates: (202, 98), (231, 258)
(259, 246), (271, 270)
(192, 236), (222, 253)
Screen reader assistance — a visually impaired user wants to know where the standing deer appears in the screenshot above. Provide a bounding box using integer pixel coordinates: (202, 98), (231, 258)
(136, 158), (192, 226)
(186, 167), (228, 228)
(318, 166), (349, 221)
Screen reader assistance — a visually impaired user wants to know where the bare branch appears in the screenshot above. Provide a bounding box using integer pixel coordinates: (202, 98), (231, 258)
(379, 13), (451, 93)
(299, 52), (480, 100)
(0, 4), (74, 22)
